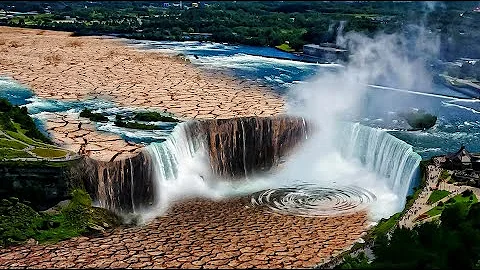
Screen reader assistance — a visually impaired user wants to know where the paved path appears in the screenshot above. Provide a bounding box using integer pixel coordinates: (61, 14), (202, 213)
(399, 156), (480, 228)
(398, 162), (441, 228)
(0, 197), (368, 269)
(0, 130), (78, 161)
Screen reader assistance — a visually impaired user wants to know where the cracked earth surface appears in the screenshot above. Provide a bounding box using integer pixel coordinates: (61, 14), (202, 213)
(0, 198), (368, 269)
(0, 26), (369, 268)
(0, 26), (285, 162)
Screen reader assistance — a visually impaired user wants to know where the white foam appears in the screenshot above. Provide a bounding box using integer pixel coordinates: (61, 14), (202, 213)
(191, 53), (339, 72)
(442, 101), (480, 114)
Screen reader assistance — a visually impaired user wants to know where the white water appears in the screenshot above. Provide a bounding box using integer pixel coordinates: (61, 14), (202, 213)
(140, 123), (214, 221)
(140, 120), (420, 222)
(338, 122), (421, 210)
(129, 158), (136, 214)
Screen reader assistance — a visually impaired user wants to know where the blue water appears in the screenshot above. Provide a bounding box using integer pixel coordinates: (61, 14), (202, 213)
(127, 40), (337, 95)
(0, 77), (177, 145)
(127, 40), (480, 159)
(0, 76), (34, 105)
(2, 40), (480, 160)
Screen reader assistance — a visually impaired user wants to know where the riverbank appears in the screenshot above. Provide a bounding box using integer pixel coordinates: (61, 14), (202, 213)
(0, 196), (368, 269)
(0, 27), (285, 120)
(0, 26), (285, 161)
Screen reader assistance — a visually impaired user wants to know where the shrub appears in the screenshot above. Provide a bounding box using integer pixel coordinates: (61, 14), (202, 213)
(0, 98), (50, 143)
(134, 111), (179, 122)
(61, 189), (93, 229)
(462, 189), (473, 197)
(438, 201), (444, 207)
(1, 190), (121, 247)
(79, 108), (108, 122)
(0, 197), (40, 246)
(400, 111), (437, 130)
(440, 170), (450, 181)
(114, 119), (159, 130)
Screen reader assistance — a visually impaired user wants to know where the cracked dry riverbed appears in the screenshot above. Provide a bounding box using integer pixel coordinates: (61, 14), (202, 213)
(0, 26), (285, 162)
(0, 198), (368, 269)
(0, 26), (369, 268)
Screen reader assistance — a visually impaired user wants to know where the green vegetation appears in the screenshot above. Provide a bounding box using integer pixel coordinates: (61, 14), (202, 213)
(0, 98), (50, 143)
(114, 119), (159, 130)
(0, 98), (69, 160)
(133, 111), (179, 123)
(453, 191), (478, 204)
(426, 191), (477, 218)
(0, 190), (121, 247)
(0, 138), (27, 150)
(0, 148), (33, 159)
(440, 169), (451, 181)
(372, 212), (401, 237)
(338, 201), (480, 268)
(1, 1), (479, 60)
(275, 43), (295, 52)
(6, 128), (49, 148)
(399, 110), (437, 130)
(79, 108), (108, 122)
(31, 148), (69, 159)
(427, 190), (451, 205)
(336, 252), (370, 269)
(426, 205), (444, 217)
(78, 109), (179, 130)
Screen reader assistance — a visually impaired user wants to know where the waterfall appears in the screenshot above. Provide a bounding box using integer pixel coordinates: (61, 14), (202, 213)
(240, 119), (248, 179)
(129, 158), (136, 214)
(92, 116), (420, 220)
(337, 122), (421, 207)
(80, 153), (153, 214)
(144, 122), (213, 214)
(141, 116), (309, 217)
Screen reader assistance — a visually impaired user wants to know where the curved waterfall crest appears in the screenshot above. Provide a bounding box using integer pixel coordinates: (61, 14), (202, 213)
(337, 122), (421, 206)
(86, 117), (421, 221)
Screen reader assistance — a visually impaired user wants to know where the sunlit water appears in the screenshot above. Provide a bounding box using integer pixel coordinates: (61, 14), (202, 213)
(1, 39), (479, 220)
(125, 40), (480, 160)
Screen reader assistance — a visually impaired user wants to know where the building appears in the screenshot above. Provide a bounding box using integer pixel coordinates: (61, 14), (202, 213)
(444, 146), (480, 171)
(302, 43), (348, 62)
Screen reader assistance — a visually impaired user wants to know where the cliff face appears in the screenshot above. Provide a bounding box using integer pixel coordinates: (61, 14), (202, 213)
(0, 160), (81, 211)
(199, 116), (309, 179)
(80, 152), (154, 213)
(74, 116), (310, 213)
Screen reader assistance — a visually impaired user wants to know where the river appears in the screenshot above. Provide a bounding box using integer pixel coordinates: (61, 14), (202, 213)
(126, 40), (480, 160)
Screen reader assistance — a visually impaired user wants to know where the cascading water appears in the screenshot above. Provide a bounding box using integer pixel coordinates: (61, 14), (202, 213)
(142, 122), (217, 219)
(137, 117), (421, 222)
(138, 116), (309, 221)
(248, 121), (421, 220)
(129, 158), (136, 214)
(337, 122), (421, 208)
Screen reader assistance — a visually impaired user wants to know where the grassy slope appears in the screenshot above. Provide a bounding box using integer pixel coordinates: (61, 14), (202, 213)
(275, 43), (295, 52)
(0, 113), (69, 160)
(427, 190), (451, 205)
(426, 193), (478, 217)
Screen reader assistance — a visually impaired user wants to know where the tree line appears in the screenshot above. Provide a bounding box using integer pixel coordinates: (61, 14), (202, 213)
(1, 1), (479, 59)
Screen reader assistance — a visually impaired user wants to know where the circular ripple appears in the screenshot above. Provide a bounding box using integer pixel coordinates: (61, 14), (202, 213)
(250, 184), (377, 217)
